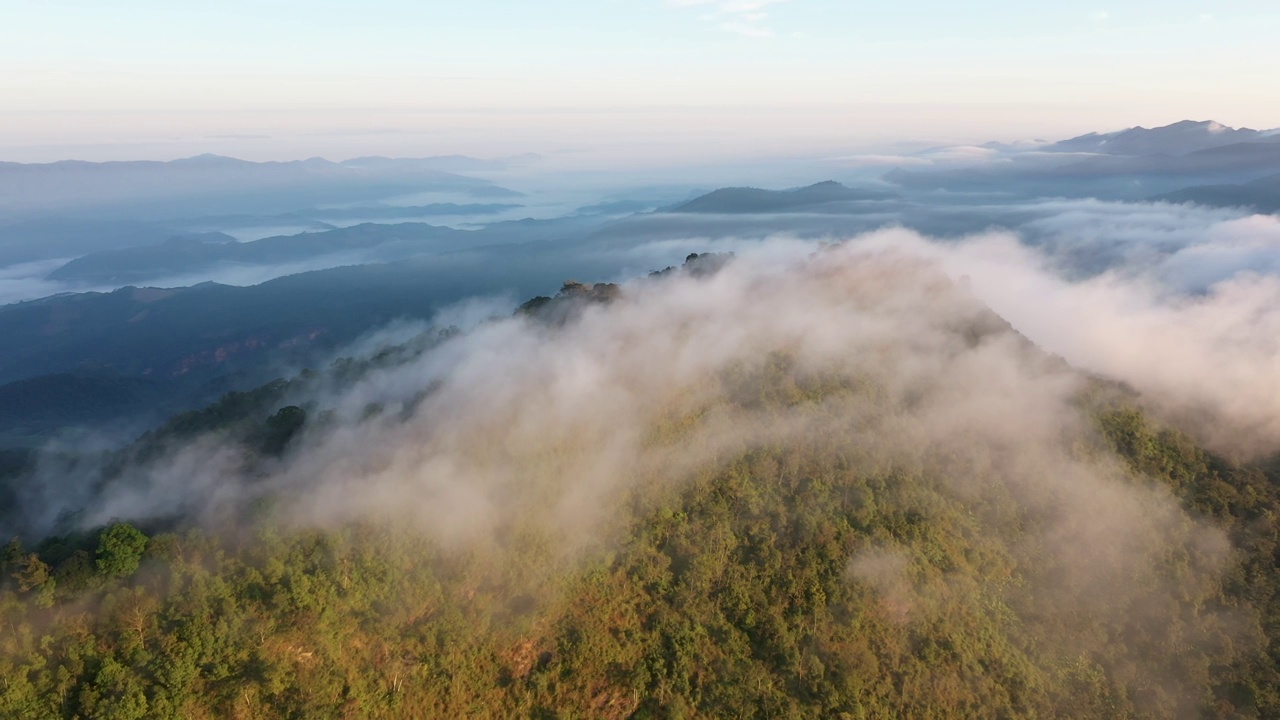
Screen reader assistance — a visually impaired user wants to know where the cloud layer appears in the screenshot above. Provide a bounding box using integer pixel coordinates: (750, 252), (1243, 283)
(10, 229), (1273, 712)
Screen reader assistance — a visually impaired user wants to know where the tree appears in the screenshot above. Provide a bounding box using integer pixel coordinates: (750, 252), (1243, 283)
(260, 405), (307, 455)
(96, 523), (148, 578)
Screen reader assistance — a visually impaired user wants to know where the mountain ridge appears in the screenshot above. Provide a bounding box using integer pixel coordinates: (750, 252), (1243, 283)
(1047, 119), (1275, 156)
(671, 181), (894, 213)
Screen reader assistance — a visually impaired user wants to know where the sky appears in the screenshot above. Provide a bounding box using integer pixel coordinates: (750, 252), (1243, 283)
(2, 0), (1278, 163)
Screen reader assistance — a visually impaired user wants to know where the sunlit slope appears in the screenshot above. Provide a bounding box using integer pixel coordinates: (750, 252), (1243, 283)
(3, 249), (1278, 719)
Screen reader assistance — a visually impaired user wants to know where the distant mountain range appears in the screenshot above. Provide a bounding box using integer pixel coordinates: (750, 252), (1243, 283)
(0, 154), (521, 221)
(1048, 120), (1278, 156)
(1157, 172), (1280, 213)
(0, 202), (523, 269)
(886, 120), (1280, 201)
(0, 181), (909, 441)
(1048, 140), (1280, 178)
(671, 181), (894, 213)
(0, 231), (638, 378)
(41, 213), (610, 286)
(46, 224), (465, 284)
(0, 372), (175, 439)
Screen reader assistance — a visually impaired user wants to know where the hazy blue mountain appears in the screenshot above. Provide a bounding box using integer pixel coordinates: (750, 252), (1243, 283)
(466, 215), (608, 246)
(1050, 141), (1280, 177)
(0, 214), (613, 305)
(1048, 120), (1272, 155)
(0, 219), (209, 267)
(0, 372), (172, 439)
(187, 203), (522, 228)
(0, 155), (521, 221)
(0, 274), (432, 389)
(886, 137), (1280, 199)
(304, 202), (521, 221)
(13, 156), (1280, 446)
(0, 243), (644, 391)
(573, 199), (657, 216)
(46, 223), (468, 284)
(1156, 172), (1280, 213)
(671, 181), (894, 213)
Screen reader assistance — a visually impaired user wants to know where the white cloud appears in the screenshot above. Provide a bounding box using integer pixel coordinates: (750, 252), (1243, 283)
(720, 19), (775, 37)
(24, 234), (1246, 706)
(668, 0), (792, 38)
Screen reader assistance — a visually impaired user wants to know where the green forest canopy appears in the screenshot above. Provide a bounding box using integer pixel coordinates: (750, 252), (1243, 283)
(3, 261), (1280, 719)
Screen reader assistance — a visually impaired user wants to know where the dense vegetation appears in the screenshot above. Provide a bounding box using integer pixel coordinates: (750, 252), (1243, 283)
(3, 345), (1280, 720)
(3, 253), (1279, 719)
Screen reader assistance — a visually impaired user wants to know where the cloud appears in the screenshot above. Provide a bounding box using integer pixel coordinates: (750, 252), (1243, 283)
(719, 19), (775, 37)
(10, 237), (1250, 713)
(1159, 214), (1280, 287)
(0, 251), (405, 307)
(0, 258), (74, 305)
(850, 226), (1280, 456)
(1007, 198), (1264, 284)
(826, 154), (935, 167)
(9, 158), (1280, 713)
(668, 0), (792, 37)
(823, 142), (1043, 170)
(572, 200), (1280, 457)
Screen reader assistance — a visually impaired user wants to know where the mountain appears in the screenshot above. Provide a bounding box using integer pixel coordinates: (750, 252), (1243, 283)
(1051, 140), (1280, 177)
(672, 181), (894, 213)
(885, 139), (1280, 199)
(1156, 171), (1280, 213)
(3, 256), (1280, 718)
(287, 202), (520, 222)
(881, 120), (1280, 200)
(0, 155), (521, 221)
(0, 373), (172, 440)
(1048, 120), (1272, 156)
(0, 241), (644, 391)
(46, 223), (467, 284)
(0, 219), (214, 268)
(0, 273), (439, 389)
(21, 211), (613, 294)
(0, 204), (523, 272)
(185, 202), (521, 228)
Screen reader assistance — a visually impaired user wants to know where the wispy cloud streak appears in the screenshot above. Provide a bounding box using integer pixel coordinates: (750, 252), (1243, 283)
(667, 0), (793, 37)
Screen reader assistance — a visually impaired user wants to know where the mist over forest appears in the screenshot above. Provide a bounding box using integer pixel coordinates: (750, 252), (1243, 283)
(4, 116), (1280, 718)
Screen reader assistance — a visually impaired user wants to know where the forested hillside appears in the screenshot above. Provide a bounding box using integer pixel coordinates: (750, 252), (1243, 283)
(3, 250), (1280, 719)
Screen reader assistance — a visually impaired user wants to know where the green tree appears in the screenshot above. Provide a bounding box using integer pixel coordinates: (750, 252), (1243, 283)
(96, 523), (148, 579)
(260, 405), (307, 455)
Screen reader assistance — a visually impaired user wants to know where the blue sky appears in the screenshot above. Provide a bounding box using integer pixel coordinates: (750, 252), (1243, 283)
(2, 1), (1277, 162)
